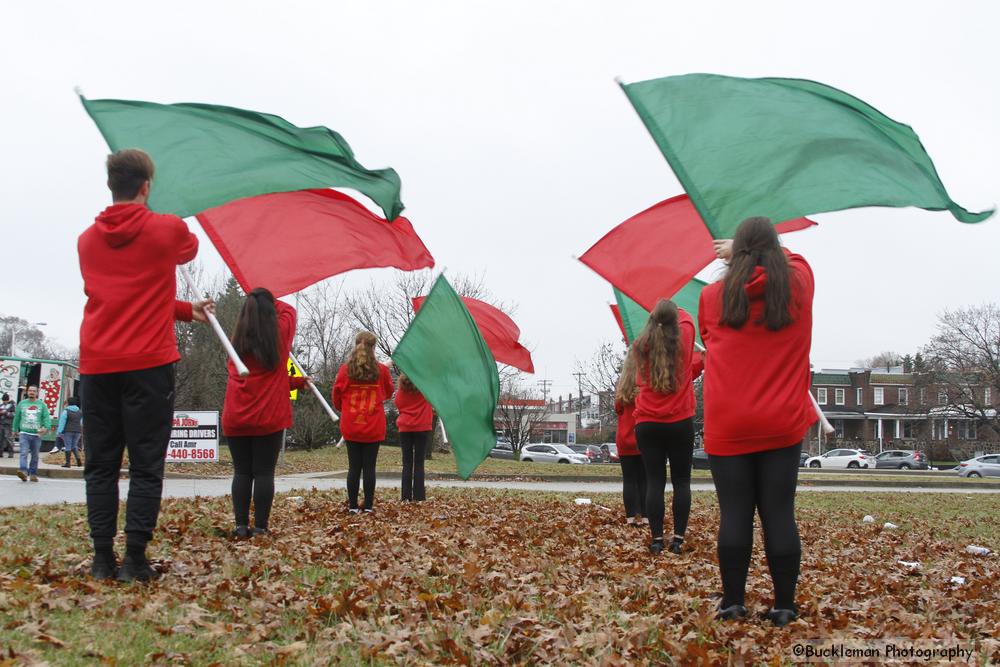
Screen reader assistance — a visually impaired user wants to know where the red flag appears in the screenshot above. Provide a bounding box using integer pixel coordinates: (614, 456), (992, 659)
(610, 304), (628, 342)
(579, 194), (815, 311)
(196, 189), (434, 298)
(411, 295), (534, 374)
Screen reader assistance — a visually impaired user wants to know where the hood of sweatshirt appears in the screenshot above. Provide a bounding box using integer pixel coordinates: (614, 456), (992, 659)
(94, 203), (150, 248)
(744, 266), (768, 300)
(65, 405), (80, 413)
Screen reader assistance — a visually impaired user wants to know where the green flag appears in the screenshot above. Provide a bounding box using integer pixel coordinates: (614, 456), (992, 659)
(620, 74), (992, 238)
(392, 275), (500, 480)
(614, 278), (706, 347)
(80, 96), (404, 220)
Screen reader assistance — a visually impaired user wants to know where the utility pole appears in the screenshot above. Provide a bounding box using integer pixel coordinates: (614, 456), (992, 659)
(537, 379), (552, 402)
(572, 372), (585, 421)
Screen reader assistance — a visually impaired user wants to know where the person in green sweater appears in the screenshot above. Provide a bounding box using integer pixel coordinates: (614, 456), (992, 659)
(13, 385), (52, 482)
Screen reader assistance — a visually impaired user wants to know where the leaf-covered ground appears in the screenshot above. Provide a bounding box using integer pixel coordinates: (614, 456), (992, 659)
(0, 490), (997, 665)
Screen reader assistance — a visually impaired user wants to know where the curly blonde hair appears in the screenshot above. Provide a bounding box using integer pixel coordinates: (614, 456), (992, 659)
(347, 331), (379, 382)
(632, 300), (682, 394)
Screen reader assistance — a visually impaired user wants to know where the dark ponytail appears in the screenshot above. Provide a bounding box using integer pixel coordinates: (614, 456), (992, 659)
(721, 217), (794, 331)
(231, 287), (280, 370)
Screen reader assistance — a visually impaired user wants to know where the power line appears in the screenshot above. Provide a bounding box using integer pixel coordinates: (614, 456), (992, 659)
(537, 378), (552, 402)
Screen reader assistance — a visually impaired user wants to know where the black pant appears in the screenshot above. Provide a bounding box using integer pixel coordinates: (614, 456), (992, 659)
(708, 442), (802, 610)
(0, 424), (13, 456)
(81, 363), (175, 552)
(228, 431), (283, 529)
(619, 454), (647, 518)
(400, 431), (428, 501)
(345, 441), (380, 509)
(636, 418), (694, 541)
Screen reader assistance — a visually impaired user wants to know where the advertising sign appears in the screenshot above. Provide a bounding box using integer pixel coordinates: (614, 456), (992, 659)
(0, 360), (21, 399)
(167, 411), (219, 463)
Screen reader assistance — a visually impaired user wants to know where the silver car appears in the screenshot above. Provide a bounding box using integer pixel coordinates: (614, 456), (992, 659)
(519, 444), (589, 464)
(873, 450), (929, 470)
(957, 454), (1000, 478)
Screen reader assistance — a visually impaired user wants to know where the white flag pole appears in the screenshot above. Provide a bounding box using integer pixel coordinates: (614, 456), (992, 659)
(179, 265), (249, 377)
(288, 351), (339, 423)
(694, 341), (834, 435)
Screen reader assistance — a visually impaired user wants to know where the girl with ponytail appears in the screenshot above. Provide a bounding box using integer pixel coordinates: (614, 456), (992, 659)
(699, 216), (815, 627)
(393, 368), (433, 502)
(632, 299), (699, 555)
(223, 288), (306, 538)
(332, 331), (394, 513)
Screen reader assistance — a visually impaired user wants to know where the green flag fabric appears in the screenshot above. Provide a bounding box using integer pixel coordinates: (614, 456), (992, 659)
(392, 275), (500, 480)
(614, 279), (706, 347)
(620, 74), (992, 238)
(80, 96), (404, 220)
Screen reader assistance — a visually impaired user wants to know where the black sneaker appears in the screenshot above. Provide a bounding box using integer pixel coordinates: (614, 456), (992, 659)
(116, 554), (157, 583)
(766, 608), (798, 627)
(668, 537), (684, 554)
(232, 525), (250, 538)
(90, 553), (118, 581)
(649, 538), (664, 555)
(717, 604), (748, 621)
(250, 527), (269, 537)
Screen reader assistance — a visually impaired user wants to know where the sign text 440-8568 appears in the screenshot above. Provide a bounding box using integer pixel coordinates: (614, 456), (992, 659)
(167, 411), (219, 463)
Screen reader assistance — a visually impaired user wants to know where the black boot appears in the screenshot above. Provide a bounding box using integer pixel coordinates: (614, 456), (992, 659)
(62, 451), (71, 468)
(117, 553), (157, 583)
(766, 608), (798, 627)
(717, 604), (748, 621)
(90, 549), (118, 581)
(73, 450), (82, 466)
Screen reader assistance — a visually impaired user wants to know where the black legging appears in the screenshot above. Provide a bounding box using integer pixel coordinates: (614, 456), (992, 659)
(708, 442), (802, 611)
(228, 431), (283, 529)
(400, 431), (429, 501)
(346, 441), (380, 509)
(618, 454), (647, 518)
(636, 418), (694, 541)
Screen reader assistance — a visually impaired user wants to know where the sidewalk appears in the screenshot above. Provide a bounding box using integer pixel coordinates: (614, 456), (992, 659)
(0, 452), (86, 479)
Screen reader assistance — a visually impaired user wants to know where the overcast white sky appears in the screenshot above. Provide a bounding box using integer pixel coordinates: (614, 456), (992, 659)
(2, 1), (997, 398)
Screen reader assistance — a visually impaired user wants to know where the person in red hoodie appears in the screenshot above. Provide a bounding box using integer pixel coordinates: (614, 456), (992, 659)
(614, 348), (645, 526)
(698, 216), (816, 627)
(632, 300), (697, 555)
(78, 149), (213, 582)
(393, 369), (433, 502)
(222, 288), (306, 538)
(332, 332), (394, 513)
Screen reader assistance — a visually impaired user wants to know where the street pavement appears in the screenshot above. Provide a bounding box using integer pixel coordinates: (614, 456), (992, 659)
(2, 473), (998, 508)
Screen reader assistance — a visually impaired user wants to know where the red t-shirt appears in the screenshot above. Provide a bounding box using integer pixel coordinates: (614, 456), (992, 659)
(78, 203), (198, 374)
(614, 399), (638, 456)
(633, 309), (697, 425)
(394, 384), (433, 432)
(332, 362), (394, 443)
(222, 301), (306, 437)
(698, 250), (817, 456)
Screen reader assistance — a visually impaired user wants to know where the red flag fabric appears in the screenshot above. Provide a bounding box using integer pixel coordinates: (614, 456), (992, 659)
(411, 295), (534, 374)
(610, 304), (628, 342)
(579, 194), (816, 311)
(196, 189), (434, 298)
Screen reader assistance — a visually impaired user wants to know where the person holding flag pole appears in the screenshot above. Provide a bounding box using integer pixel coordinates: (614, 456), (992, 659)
(698, 216), (816, 627)
(221, 288), (308, 538)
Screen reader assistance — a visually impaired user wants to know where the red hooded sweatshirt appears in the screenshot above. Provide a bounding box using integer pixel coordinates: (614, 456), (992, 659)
(394, 383), (433, 432)
(222, 301), (307, 437)
(698, 250), (816, 456)
(614, 399), (638, 456)
(78, 204), (198, 374)
(332, 363), (394, 443)
(633, 308), (697, 425)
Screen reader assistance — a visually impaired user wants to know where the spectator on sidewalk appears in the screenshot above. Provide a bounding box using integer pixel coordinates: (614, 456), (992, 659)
(0, 393), (14, 458)
(13, 385), (51, 482)
(57, 396), (84, 468)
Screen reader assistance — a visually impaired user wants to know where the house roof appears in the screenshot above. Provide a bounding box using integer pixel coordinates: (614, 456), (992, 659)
(870, 373), (915, 386)
(813, 372), (852, 386)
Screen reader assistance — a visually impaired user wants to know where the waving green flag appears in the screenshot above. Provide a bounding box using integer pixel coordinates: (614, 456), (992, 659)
(620, 74), (992, 238)
(80, 95), (404, 220)
(614, 278), (706, 347)
(393, 275), (500, 480)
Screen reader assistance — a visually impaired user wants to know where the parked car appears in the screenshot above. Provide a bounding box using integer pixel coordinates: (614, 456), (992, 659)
(692, 448), (710, 470)
(568, 444), (604, 463)
(520, 443), (590, 464)
(873, 450), (929, 470)
(957, 454), (1000, 478)
(799, 451), (810, 467)
(489, 440), (516, 460)
(804, 449), (873, 469)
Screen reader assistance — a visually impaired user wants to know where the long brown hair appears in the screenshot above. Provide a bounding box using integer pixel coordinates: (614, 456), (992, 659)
(397, 371), (417, 392)
(614, 346), (639, 404)
(347, 331), (379, 382)
(632, 300), (682, 394)
(721, 216), (794, 330)
(231, 287), (280, 370)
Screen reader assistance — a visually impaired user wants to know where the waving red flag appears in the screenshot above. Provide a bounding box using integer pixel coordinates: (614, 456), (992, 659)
(610, 304), (628, 342)
(411, 295), (534, 374)
(196, 189), (434, 298)
(579, 194), (815, 311)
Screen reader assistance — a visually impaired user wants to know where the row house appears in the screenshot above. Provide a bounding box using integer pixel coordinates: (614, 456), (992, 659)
(810, 368), (998, 456)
